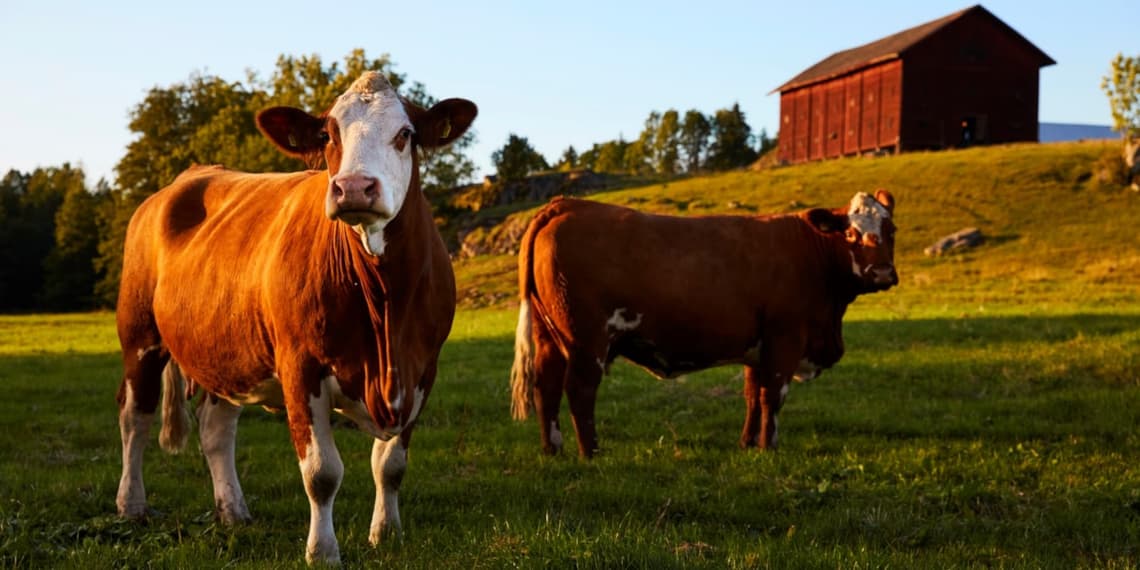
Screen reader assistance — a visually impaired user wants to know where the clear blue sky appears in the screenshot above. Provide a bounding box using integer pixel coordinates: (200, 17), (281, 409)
(1, 0), (1132, 186)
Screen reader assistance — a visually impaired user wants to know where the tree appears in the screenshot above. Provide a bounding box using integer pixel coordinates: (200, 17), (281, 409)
(41, 177), (109, 310)
(554, 146), (579, 171)
(593, 139), (630, 173)
(679, 110), (711, 173)
(0, 165), (85, 311)
(491, 134), (548, 181)
(706, 103), (758, 171)
(652, 109), (681, 175)
(1101, 53), (1140, 185)
(757, 127), (778, 156)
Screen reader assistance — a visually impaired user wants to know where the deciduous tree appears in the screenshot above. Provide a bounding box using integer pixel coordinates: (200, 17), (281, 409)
(679, 110), (711, 173)
(706, 103), (758, 171)
(1101, 53), (1140, 186)
(491, 134), (548, 181)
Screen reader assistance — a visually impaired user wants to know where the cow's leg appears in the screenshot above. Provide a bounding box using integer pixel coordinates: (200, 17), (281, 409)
(741, 335), (802, 450)
(197, 395), (252, 524)
(284, 364), (343, 565)
(740, 366), (791, 449)
(116, 342), (168, 518)
(532, 323), (568, 455)
(369, 433), (408, 545)
(565, 351), (604, 458)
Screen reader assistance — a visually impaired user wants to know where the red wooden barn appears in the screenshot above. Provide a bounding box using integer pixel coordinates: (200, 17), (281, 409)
(774, 5), (1055, 164)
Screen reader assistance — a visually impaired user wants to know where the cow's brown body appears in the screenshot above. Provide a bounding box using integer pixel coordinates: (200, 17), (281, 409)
(511, 193), (896, 457)
(118, 165), (453, 444)
(114, 72), (475, 564)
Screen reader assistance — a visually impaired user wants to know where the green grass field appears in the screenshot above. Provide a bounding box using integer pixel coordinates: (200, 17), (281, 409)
(2, 142), (1139, 568)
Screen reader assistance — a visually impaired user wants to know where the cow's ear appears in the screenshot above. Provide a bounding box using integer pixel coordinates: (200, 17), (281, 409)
(408, 98), (477, 149)
(805, 208), (849, 234)
(874, 189), (895, 214)
(257, 107), (327, 158)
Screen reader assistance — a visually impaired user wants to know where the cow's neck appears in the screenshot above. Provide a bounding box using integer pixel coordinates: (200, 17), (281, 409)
(799, 220), (860, 305)
(326, 173), (433, 432)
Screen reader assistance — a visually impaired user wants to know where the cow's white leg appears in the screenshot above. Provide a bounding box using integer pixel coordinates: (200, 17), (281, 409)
(369, 437), (407, 545)
(299, 388), (343, 565)
(197, 396), (251, 524)
(117, 384), (155, 518)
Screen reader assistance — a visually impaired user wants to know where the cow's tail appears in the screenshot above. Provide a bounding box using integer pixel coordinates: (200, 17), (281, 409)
(510, 298), (535, 420)
(158, 360), (192, 454)
(511, 203), (561, 421)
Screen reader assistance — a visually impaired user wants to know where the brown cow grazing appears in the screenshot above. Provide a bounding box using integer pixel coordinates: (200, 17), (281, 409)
(114, 72), (476, 564)
(510, 191), (897, 457)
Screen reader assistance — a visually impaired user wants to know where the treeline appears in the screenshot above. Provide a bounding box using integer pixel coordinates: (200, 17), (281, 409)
(1, 49), (474, 313)
(491, 104), (776, 181)
(0, 165), (111, 311)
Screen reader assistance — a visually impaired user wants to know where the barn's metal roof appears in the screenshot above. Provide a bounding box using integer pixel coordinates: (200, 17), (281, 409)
(772, 5), (1055, 94)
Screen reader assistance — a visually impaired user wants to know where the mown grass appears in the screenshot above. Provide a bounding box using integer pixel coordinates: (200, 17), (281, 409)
(2, 302), (1139, 568)
(2, 141), (1140, 568)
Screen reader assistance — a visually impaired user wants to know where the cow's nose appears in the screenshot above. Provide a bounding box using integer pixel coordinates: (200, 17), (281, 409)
(871, 265), (898, 286)
(333, 174), (380, 206)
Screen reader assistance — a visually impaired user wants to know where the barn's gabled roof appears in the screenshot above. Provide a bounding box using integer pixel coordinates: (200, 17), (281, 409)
(772, 5), (1055, 93)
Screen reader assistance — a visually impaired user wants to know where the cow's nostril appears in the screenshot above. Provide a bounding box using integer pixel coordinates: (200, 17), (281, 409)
(363, 180), (379, 197)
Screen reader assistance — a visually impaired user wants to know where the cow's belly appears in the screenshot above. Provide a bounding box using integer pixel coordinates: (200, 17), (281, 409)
(615, 336), (762, 379)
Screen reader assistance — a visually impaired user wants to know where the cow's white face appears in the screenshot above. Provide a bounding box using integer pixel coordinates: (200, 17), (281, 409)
(803, 189), (898, 291)
(322, 73), (415, 255)
(843, 190), (898, 290)
(256, 72), (478, 257)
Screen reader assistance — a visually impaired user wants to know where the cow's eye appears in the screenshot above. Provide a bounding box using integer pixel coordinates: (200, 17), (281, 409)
(317, 130), (330, 144)
(398, 127), (413, 140)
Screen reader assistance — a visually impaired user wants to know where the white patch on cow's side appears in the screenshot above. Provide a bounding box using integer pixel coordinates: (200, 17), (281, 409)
(597, 357), (607, 373)
(606, 308), (643, 332)
(549, 421), (564, 449)
(369, 437), (407, 545)
(197, 395), (251, 523)
(328, 72), (414, 258)
(793, 359), (821, 383)
(779, 382), (790, 406)
(300, 388), (344, 565)
(116, 383), (155, 518)
(847, 192), (891, 238)
(136, 344), (162, 361)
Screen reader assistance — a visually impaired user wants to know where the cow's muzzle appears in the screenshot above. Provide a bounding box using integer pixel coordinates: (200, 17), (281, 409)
(326, 174), (391, 223)
(867, 264), (898, 289)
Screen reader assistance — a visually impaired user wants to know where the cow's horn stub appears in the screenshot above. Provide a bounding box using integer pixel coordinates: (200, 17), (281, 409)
(349, 71), (394, 96)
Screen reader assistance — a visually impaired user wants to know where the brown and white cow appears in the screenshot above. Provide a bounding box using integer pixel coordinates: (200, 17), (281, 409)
(114, 72), (475, 564)
(510, 192), (897, 457)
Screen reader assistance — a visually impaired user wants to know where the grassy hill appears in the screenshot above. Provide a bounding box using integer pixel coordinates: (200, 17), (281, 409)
(455, 140), (1139, 311)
